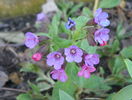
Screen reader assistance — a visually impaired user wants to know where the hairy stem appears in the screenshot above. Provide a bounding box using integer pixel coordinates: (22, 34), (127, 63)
(0, 87), (27, 93)
(93, 0), (100, 13)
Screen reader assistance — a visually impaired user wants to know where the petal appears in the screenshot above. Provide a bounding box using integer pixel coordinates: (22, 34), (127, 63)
(51, 72), (58, 80)
(94, 17), (99, 24)
(74, 56), (82, 63)
(94, 35), (103, 44)
(99, 12), (108, 19)
(84, 70), (91, 78)
(78, 70), (83, 77)
(70, 45), (78, 49)
(100, 32), (109, 42)
(76, 48), (83, 56)
(93, 54), (100, 64)
(46, 58), (54, 66)
(64, 48), (70, 56)
(25, 40), (36, 48)
(59, 74), (68, 82)
(59, 57), (64, 65)
(103, 28), (110, 34)
(94, 8), (102, 17)
(25, 32), (38, 48)
(89, 66), (96, 72)
(66, 56), (74, 62)
(99, 19), (110, 27)
(54, 63), (62, 70)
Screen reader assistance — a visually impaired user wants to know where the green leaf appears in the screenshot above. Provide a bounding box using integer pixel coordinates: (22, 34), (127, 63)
(52, 36), (72, 50)
(112, 85), (132, 100)
(28, 82), (41, 94)
(66, 63), (111, 91)
(116, 23), (126, 39)
(75, 16), (89, 30)
(80, 39), (97, 53)
(51, 79), (77, 100)
(20, 62), (41, 73)
(110, 39), (120, 54)
(17, 94), (32, 100)
(120, 46), (132, 59)
(68, 2), (83, 16)
(124, 59), (132, 78)
(49, 12), (61, 36)
(99, 0), (121, 8)
(112, 56), (125, 74)
(37, 32), (51, 38)
(82, 7), (93, 18)
(59, 89), (75, 100)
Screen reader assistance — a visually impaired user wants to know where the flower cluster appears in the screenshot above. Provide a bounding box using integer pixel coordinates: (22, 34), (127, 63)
(46, 45), (99, 82)
(93, 8), (110, 46)
(23, 9), (111, 82)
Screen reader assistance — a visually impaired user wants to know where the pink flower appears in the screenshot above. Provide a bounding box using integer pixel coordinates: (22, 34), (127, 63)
(25, 32), (39, 49)
(32, 53), (42, 61)
(46, 52), (64, 70)
(84, 54), (99, 66)
(94, 28), (110, 46)
(78, 65), (96, 78)
(51, 69), (68, 82)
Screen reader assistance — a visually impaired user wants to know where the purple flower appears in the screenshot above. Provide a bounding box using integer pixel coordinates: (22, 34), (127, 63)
(46, 52), (64, 69)
(94, 8), (110, 27)
(84, 54), (99, 66)
(51, 69), (68, 82)
(25, 32), (39, 49)
(65, 18), (76, 29)
(64, 45), (83, 63)
(78, 65), (96, 78)
(36, 12), (46, 21)
(94, 28), (110, 46)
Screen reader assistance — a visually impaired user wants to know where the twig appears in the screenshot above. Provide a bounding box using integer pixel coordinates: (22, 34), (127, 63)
(93, 0), (100, 13)
(0, 87), (27, 93)
(0, 43), (24, 47)
(0, 93), (18, 98)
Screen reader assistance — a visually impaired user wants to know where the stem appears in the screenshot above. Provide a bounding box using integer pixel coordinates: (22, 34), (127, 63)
(75, 88), (83, 100)
(0, 87), (27, 93)
(93, 0), (100, 13)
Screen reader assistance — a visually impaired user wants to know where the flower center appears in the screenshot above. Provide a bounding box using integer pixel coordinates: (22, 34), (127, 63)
(55, 54), (61, 59)
(70, 49), (76, 55)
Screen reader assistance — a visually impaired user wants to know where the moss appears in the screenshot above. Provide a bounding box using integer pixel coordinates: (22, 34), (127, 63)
(0, 0), (46, 18)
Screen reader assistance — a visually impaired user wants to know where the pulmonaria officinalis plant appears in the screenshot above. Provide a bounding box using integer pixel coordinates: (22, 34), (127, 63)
(24, 8), (110, 82)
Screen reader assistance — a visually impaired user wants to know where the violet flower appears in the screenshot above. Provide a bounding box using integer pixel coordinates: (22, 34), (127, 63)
(94, 28), (110, 46)
(36, 12), (46, 21)
(65, 18), (76, 30)
(46, 52), (64, 69)
(51, 69), (68, 82)
(78, 65), (96, 78)
(64, 45), (83, 63)
(84, 54), (99, 66)
(32, 52), (42, 61)
(25, 32), (39, 49)
(94, 8), (110, 27)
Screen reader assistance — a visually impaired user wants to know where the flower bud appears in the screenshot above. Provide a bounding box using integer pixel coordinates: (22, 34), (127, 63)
(32, 52), (42, 61)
